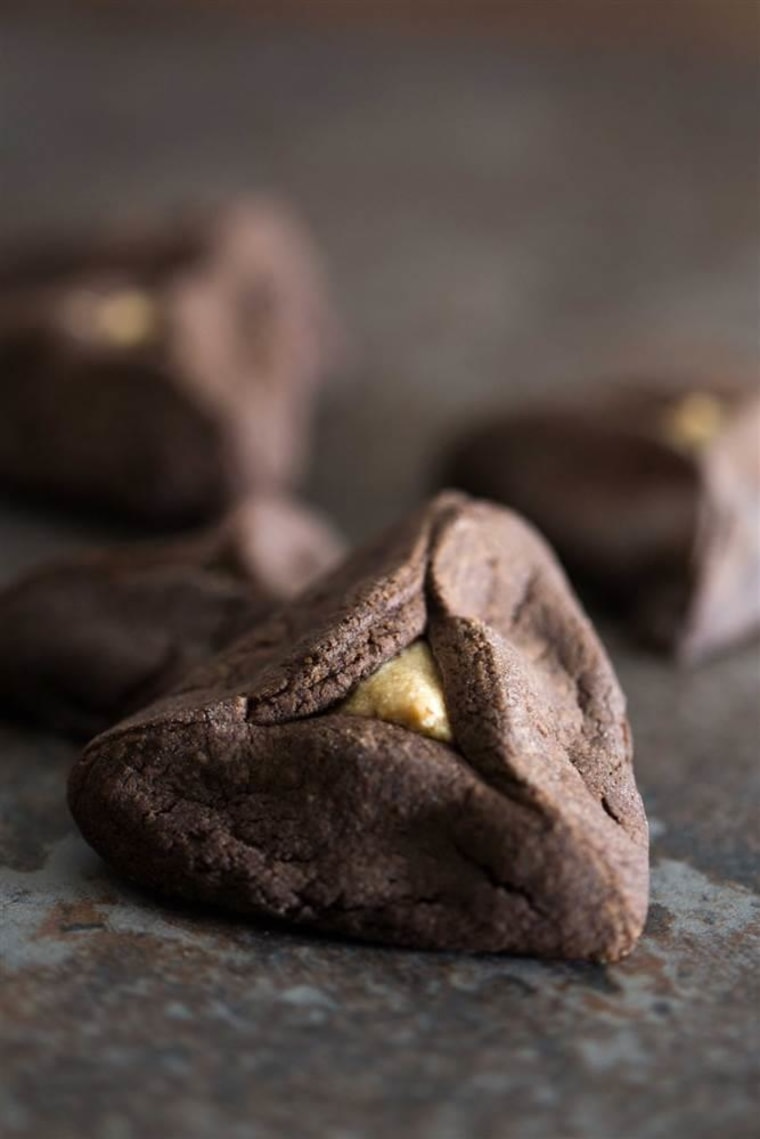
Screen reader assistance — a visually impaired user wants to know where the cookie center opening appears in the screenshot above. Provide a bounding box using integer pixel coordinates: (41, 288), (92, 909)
(659, 392), (725, 453)
(339, 639), (452, 743)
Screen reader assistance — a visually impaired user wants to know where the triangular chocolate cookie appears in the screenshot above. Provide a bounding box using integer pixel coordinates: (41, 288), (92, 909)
(0, 199), (336, 523)
(442, 381), (760, 663)
(68, 493), (649, 961)
(0, 495), (343, 738)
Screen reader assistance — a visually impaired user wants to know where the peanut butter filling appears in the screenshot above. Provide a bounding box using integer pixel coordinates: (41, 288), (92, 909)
(659, 392), (725, 453)
(62, 287), (158, 348)
(94, 289), (158, 347)
(339, 640), (452, 743)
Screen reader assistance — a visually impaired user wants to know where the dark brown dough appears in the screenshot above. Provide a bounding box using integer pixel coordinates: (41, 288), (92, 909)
(0, 199), (337, 523)
(69, 492), (648, 961)
(0, 495), (345, 738)
(441, 382), (760, 663)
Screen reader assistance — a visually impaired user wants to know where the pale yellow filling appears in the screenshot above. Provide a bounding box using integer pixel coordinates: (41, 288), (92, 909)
(659, 392), (725, 453)
(93, 289), (158, 347)
(339, 640), (452, 743)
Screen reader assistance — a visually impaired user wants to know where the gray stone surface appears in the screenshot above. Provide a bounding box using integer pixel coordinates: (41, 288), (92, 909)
(0, 11), (758, 1139)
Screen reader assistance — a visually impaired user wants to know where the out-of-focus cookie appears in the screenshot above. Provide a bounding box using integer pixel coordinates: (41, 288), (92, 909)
(441, 381), (760, 662)
(0, 494), (345, 738)
(0, 199), (337, 523)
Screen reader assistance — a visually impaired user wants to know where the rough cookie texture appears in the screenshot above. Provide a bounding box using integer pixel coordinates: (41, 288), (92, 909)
(0, 198), (336, 523)
(441, 382), (760, 663)
(69, 492), (649, 961)
(0, 495), (344, 738)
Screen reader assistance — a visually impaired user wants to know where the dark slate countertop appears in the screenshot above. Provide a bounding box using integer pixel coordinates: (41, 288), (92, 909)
(1, 12), (758, 1139)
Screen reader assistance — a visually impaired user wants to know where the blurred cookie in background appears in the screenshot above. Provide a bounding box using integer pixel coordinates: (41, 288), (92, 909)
(0, 493), (346, 738)
(0, 198), (339, 524)
(440, 379), (760, 663)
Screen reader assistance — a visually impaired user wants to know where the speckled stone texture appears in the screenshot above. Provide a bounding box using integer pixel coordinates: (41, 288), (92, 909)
(1, 13), (758, 1139)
